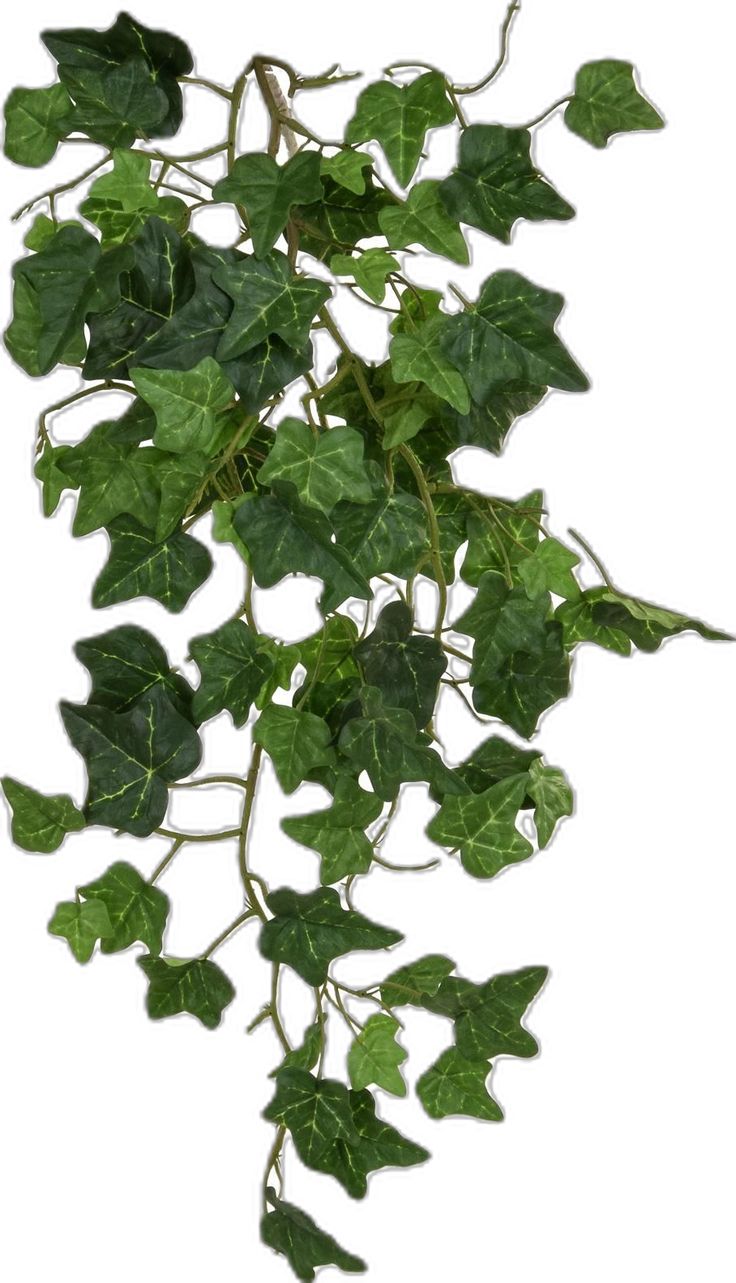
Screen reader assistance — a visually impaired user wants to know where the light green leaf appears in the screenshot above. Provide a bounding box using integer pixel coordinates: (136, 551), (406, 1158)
(282, 776), (383, 884)
(58, 416), (161, 537)
(270, 1021), (323, 1077)
(379, 179), (468, 263)
(34, 442), (73, 516)
(130, 357), (234, 454)
(320, 149), (372, 194)
(260, 887), (402, 985)
(213, 151), (322, 257)
(427, 774), (533, 879)
(261, 1196), (366, 1282)
(461, 489), (544, 588)
(48, 899), (113, 964)
(527, 758), (573, 848)
(331, 248), (399, 303)
(518, 537), (581, 599)
(338, 687), (453, 802)
(390, 314), (470, 414)
(417, 1047), (503, 1121)
(254, 705), (335, 794)
(346, 71), (454, 187)
(81, 149), (187, 245)
(92, 516), (212, 613)
(258, 419), (373, 513)
(79, 860), (169, 954)
(348, 1014), (407, 1096)
(1, 777), (85, 853)
(4, 83), (72, 167)
(565, 60), (664, 149)
(380, 955), (456, 1008)
(138, 954), (235, 1028)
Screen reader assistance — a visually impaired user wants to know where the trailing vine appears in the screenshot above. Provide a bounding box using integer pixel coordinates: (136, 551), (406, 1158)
(2, 8), (730, 1279)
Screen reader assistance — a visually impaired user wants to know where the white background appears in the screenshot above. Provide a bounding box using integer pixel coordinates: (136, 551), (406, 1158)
(1, 1), (734, 1280)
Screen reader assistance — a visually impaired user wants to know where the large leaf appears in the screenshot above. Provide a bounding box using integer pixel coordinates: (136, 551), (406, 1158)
(380, 955), (456, 1008)
(1, 777), (85, 853)
(190, 619), (274, 727)
(74, 624), (194, 718)
(346, 72), (454, 187)
(213, 251), (331, 360)
(60, 685), (201, 836)
(471, 625), (571, 738)
(423, 966), (548, 1061)
(92, 516), (212, 613)
(332, 473), (429, 581)
(348, 1014), (407, 1097)
(439, 125), (574, 243)
(565, 60), (664, 149)
(259, 887), (402, 985)
(3, 84), (72, 167)
(130, 357), (235, 454)
(282, 776), (383, 884)
(233, 490), (371, 614)
(48, 899), (113, 964)
(57, 417), (162, 537)
(312, 1086), (429, 1198)
(417, 1047), (503, 1121)
(137, 955), (235, 1028)
(79, 860), (169, 954)
(444, 381), (546, 455)
(427, 774), (533, 879)
(454, 575), (551, 687)
(379, 180), (468, 263)
(253, 705), (335, 794)
(565, 587), (733, 654)
(390, 314), (470, 414)
(440, 270), (589, 402)
(55, 57), (170, 151)
(80, 149), (187, 246)
(355, 601), (446, 728)
(261, 1196), (366, 1281)
(338, 687), (453, 802)
(258, 419), (372, 513)
(213, 151), (322, 257)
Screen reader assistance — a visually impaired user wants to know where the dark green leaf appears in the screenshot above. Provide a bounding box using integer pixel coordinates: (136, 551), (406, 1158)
(295, 175), (392, 261)
(355, 601), (446, 728)
(332, 470), (429, 581)
(80, 860), (169, 954)
(137, 955), (235, 1028)
(312, 1086), (429, 1197)
(48, 899), (113, 964)
(258, 419), (372, 513)
(346, 72), (454, 187)
(60, 57), (171, 150)
(60, 685), (201, 836)
(427, 774), (533, 879)
(338, 686), (450, 801)
(1, 776), (85, 853)
(264, 1069), (358, 1166)
(381, 954), (456, 1008)
(444, 381), (546, 455)
(271, 1022), (323, 1077)
(282, 776), (383, 884)
(417, 1047), (503, 1121)
(471, 624), (571, 738)
(190, 619), (274, 727)
(213, 251), (331, 361)
(74, 624), (194, 718)
(261, 1196), (366, 1281)
(260, 887), (402, 985)
(4, 84), (72, 167)
(213, 151), (322, 257)
(379, 179), (468, 263)
(451, 735), (540, 798)
(455, 575), (551, 687)
(348, 1014), (407, 1096)
(423, 965), (548, 1061)
(34, 442), (73, 516)
(565, 60), (664, 149)
(254, 705), (335, 793)
(92, 516), (212, 613)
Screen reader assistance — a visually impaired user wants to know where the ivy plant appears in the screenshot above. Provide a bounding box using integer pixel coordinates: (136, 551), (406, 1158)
(2, 6), (729, 1279)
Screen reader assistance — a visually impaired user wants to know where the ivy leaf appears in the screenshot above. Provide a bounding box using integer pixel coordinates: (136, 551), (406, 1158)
(471, 624), (571, 738)
(92, 517), (212, 613)
(213, 151), (322, 257)
(445, 381), (546, 455)
(455, 575), (551, 687)
(80, 149), (187, 246)
(253, 706), (335, 794)
(441, 270), (589, 401)
(527, 758), (573, 848)
(320, 149), (373, 194)
(127, 239), (237, 374)
(381, 955), (456, 1008)
(3, 84), (72, 167)
(555, 593), (632, 656)
(294, 175), (392, 261)
(270, 1022), (323, 1077)
(423, 966), (548, 1061)
(24, 213), (75, 252)
(417, 1047), (503, 1121)
(355, 601), (447, 728)
(260, 887), (402, 985)
(264, 1068), (358, 1165)
(57, 418), (162, 537)
(565, 60), (664, 149)
(348, 1014), (407, 1097)
(213, 251), (331, 360)
(346, 72), (454, 187)
(1, 777), (85, 853)
(282, 776), (383, 884)
(74, 624), (194, 719)
(190, 619), (275, 727)
(58, 57), (171, 151)
(5, 272), (85, 376)
(48, 899), (113, 964)
(379, 180), (468, 263)
(261, 1196), (366, 1281)
(137, 955), (235, 1028)
(130, 357), (235, 454)
(332, 472), (429, 581)
(60, 686), (201, 836)
(258, 419), (372, 513)
(35, 442), (73, 516)
(427, 774), (533, 879)
(461, 490), (544, 587)
(390, 314), (470, 414)
(518, 537), (581, 599)
(225, 337), (313, 413)
(233, 490), (371, 614)
(331, 249), (399, 304)
(338, 687), (450, 802)
(451, 735), (541, 798)
(79, 861), (169, 955)
(313, 1087), (429, 1197)
(589, 589), (732, 653)
(439, 125), (575, 243)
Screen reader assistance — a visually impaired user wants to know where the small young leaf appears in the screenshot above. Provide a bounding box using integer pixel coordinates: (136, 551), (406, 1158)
(260, 887), (402, 985)
(331, 248), (399, 304)
(381, 955), (456, 1008)
(320, 149), (372, 194)
(48, 899), (113, 964)
(254, 705), (335, 794)
(80, 861), (169, 954)
(417, 1047), (503, 1121)
(138, 955), (235, 1028)
(565, 60), (664, 149)
(348, 1014), (407, 1097)
(1, 777), (85, 853)
(270, 1022), (323, 1077)
(80, 149), (187, 246)
(518, 537), (581, 599)
(527, 758), (573, 848)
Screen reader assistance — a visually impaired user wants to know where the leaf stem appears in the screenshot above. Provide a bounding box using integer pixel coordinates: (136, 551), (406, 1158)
(521, 96), (572, 130)
(201, 908), (257, 959)
(227, 72), (248, 170)
(262, 1126), (286, 1213)
(168, 775), (249, 791)
(270, 964), (292, 1053)
(149, 837), (184, 884)
(452, 1), (521, 96)
(568, 528), (617, 591)
(12, 150), (111, 221)
(398, 443), (448, 639)
(180, 75), (234, 102)
(237, 743), (269, 922)
(154, 826), (242, 842)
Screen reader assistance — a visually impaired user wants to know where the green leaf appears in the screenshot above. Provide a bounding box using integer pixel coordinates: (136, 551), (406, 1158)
(4, 84), (72, 167)
(427, 774), (533, 879)
(34, 442), (73, 516)
(441, 270), (589, 401)
(271, 1022), (323, 1077)
(332, 471), (429, 581)
(258, 419), (372, 513)
(446, 382), (546, 455)
(590, 588), (732, 653)
(455, 575), (551, 687)
(439, 125), (574, 244)
(137, 955), (235, 1028)
(338, 687), (450, 802)
(48, 899), (113, 964)
(261, 1196), (366, 1281)
(312, 1086), (429, 1197)
(213, 251), (331, 361)
(260, 887), (402, 985)
(213, 151), (322, 257)
(381, 955), (456, 1008)
(233, 490), (371, 614)
(527, 758), (573, 848)
(190, 619), (274, 728)
(346, 72), (454, 187)
(390, 314), (470, 414)
(355, 601), (446, 728)
(282, 776), (383, 884)
(417, 1047), (503, 1121)
(79, 860), (169, 954)
(331, 249), (399, 304)
(294, 175), (392, 261)
(7, 225), (131, 376)
(130, 357), (235, 454)
(461, 490), (544, 587)
(565, 60), (664, 149)
(348, 1014), (407, 1096)
(59, 57), (170, 151)
(451, 735), (540, 798)
(57, 417), (161, 537)
(60, 686), (201, 836)
(518, 537), (580, 599)
(423, 966), (548, 1061)
(555, 592), (632, 655)
(379, 180), (468, 263)
(24, 213), (76, 251)
(472, 625), (571, 738)
(92, 517), (212, 613)
(80, 149), (187, 246)
(320, 149), (372, 194)
(1, 777), (85, 853)
(264, 1068), (358, 1168)
(74, 624), (194, 719)
(5, 272), (85, 375)
(254, 705), (335, 794)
